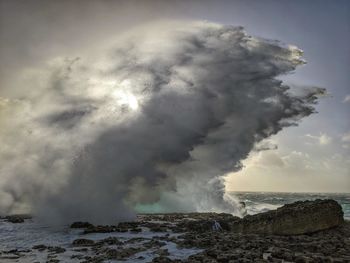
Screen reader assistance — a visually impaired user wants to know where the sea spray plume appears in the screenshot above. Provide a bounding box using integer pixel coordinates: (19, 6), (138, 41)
(0, 21), (325, 223)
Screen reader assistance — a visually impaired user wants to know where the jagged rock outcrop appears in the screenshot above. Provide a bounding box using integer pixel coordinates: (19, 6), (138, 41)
(231, 199), (344, 235)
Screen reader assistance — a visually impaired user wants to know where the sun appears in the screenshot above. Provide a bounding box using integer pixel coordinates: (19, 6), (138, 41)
(119, 92), (139, 110)
(113, 79), (139, 110)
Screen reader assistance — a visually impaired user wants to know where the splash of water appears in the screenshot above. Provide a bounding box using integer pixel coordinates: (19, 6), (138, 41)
(0, 21), (324, 224)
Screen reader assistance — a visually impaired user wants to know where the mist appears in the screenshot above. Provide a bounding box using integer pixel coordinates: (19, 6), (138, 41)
(0, 20), (324, 224)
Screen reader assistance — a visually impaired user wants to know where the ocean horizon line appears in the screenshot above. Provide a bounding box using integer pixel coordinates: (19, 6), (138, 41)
(229, 190), (350, 195)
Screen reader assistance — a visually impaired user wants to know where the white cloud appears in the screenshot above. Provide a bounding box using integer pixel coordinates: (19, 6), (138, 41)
(341, 132), (350, 149)
(305, 133), (332, 145)
(253, 151), (285, 168)
(341, 132), (350, 143)
(282, 151), (311, 169)
(343, 95), (350, 103)
(319, 134), (332, 145)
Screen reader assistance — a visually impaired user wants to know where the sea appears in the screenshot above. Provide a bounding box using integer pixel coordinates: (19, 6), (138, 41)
(231, 191), (350, 220)
(0, 192), (349, 262)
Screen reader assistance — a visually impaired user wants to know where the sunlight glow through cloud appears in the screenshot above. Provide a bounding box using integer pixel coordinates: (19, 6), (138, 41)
(113, 80), (139, 110)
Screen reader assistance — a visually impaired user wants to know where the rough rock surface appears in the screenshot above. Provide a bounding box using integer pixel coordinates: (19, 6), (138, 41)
(180, 221), (350, 262)
(1, 199), (348, 262)
(70, 221), (94, 228)
(231, 199), (344, 235)
(4, 214), (31, 223)
(72, 239), (95, 246)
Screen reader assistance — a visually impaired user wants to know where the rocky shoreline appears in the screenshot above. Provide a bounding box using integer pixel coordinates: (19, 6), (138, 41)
(1, 199), (349, 263)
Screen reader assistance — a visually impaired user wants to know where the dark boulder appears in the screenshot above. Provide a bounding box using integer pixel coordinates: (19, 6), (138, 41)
(6, 216), (24, 223)
(231, 199), (344, 235)
(4, 214), (31, 223)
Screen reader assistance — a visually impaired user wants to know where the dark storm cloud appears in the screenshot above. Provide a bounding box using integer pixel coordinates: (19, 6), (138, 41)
(0, 21), (324, 223)
(0, 0), (183, 97)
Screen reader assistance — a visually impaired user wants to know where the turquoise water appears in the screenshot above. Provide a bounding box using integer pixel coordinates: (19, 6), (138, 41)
(231, 192), (350, 220)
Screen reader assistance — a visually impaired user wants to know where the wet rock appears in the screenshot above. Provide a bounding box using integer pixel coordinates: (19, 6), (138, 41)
(124, 237), (149, 244)
(130, 227), (142, 233)
(295, 256), (310, 263)
(178, 220), (350, 262)
(32, 244), (47, 251)
(97, 237), (122, 245)
(4, 214), (31, 223)
(104, 248), (118, 259)
(83, 225), (116, 234)
(72, 238), (95, 246)
(71, 254), (85, 260)
(155, 248), (170, 257)
(5, 216), (23, 223)
(143, 240), (167, 249)
(231, 199), (344, 235)
(117, 221), (139, 229)
(105, 247), (142, 260)
(206, 248), (218, 258)
(182, 220), (213, 232)
(177, 215), (240, 233)
(70, 221), (94, 228)
(48, 246), (66, 254)
(0, 255), (21, 260)
(115, 227), (128, 232)
(2, 249), (19, 254)
(73, 248), (88, 252)
(143, 222), (169, 232)
(152, 256), (181, 263)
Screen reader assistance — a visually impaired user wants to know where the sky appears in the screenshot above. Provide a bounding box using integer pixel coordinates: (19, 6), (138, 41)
(0, 0), (349, 198)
